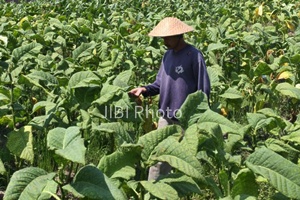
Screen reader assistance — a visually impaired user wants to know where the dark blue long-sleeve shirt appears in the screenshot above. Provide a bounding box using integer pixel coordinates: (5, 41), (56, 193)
(143, 44), (210, 119)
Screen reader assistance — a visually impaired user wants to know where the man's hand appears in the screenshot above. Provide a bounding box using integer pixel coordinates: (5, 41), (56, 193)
(128, 87), (147, 97)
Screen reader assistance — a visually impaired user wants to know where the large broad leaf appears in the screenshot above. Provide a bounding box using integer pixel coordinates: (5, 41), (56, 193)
(112, 69), (133, 88)
(153, 138), (206, 183)
(219, 87), (243, 99)
(207, 41), (227, 52)
(137, 125), (183, 161)
(63, 165), (127, 200)
(176, 91), (209, 129)
(31, 101), (57, 115)
(276, 82), (300, 100)
(180, 124), (199, 156)
(20, 74), (55, 98)
(140, 181), (178, 200)
(11, 42), (42, 64)
(6, 126), (34, 164)
(231, 168), (259, 198)
(265, 138), (299, 163)
(72, 42), (96, 62)
(92, 84), (122, 106)
(3, 167), (56, 200)
(97, 150), (138, 180)
(246, 147), (300, 199)
(25, 70), (58, 87)
(68, 71), (101, 89)
(282, 130), (300, 144)
(160, 173), (202, 197)
(253, 61), (273, 76)
(196, 109), (240, 134)
(247, 112), (279, 134)
(93, 122), (134, 144)
(47, 126), (86, 164)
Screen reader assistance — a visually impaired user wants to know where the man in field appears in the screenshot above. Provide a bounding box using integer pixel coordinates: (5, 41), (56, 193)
(128, 17), (211, 180)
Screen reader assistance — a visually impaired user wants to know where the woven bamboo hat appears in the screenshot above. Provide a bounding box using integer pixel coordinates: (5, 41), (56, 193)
(148, 17), (194, 37)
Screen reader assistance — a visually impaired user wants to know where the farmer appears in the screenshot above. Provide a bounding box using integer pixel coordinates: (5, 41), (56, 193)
(128, 17), (211, 180)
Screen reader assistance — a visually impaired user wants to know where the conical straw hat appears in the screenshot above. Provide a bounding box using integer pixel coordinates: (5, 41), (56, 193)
(148, 17), (194, 37)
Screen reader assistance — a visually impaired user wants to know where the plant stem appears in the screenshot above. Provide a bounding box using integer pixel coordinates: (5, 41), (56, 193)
(8, 73), (16, 129)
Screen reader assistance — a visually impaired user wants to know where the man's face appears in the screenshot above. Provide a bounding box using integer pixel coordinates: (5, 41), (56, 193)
(162, 36), (181, 49)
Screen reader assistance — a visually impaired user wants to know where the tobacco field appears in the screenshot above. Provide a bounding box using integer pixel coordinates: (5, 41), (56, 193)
(0, 0), (300, 199)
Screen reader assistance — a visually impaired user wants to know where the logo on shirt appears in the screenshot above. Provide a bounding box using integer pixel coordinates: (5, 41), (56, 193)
(175, 65), (184, 74)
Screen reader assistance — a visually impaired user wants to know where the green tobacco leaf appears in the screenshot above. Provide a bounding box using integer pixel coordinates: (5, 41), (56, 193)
(180, 124), (199, 156)
(25, 70), (59, 88)
(47, 126), (86, 164)
(291, 54), (300, 64)
(153, 138), (206, 183)
(11, 42), (42, 64)
(72, 42), (96, 63)
(31, 101), (56, 114)
(265, 138), (300, 163)
(196, 109), (240, 134)
(140, 181), (178, 200)
(160, 174), (202, 196)
(207, 41), (227, 51)
(0, 93), (9, 101)
(137, 125), (183, 161)
(231, 168), (259, 198)
(94, 122), (134, 144)
(112, 69), (133, 88)
(276, 82), (300, 100)
(20, 74), (55, 98)
(282, 130), (300, 144)
(49, 18), (63, 29)
(177, 90), (209, 129)
(98, 151), (138, 180)
(0, 159), (6, 175)
(3, 167), (56, 200)
(253, 61), (273, 76)
(63, 165), (127, 200)
(219, 87), (243, 99)
(92, 83), (122, 106)
(68, 71), (101, 89)
(6, 126), (34, 164)
(246, 147), (300, 199)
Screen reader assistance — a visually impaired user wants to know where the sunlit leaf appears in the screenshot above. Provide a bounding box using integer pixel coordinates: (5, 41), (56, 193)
(47, 126), (86, 164)
(63, 165), (127, 200)
(3, 167), (56, 200)
(6, 126), (34, 164)
(246, 147), (300, 199)
(276, 83), (300, 99)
